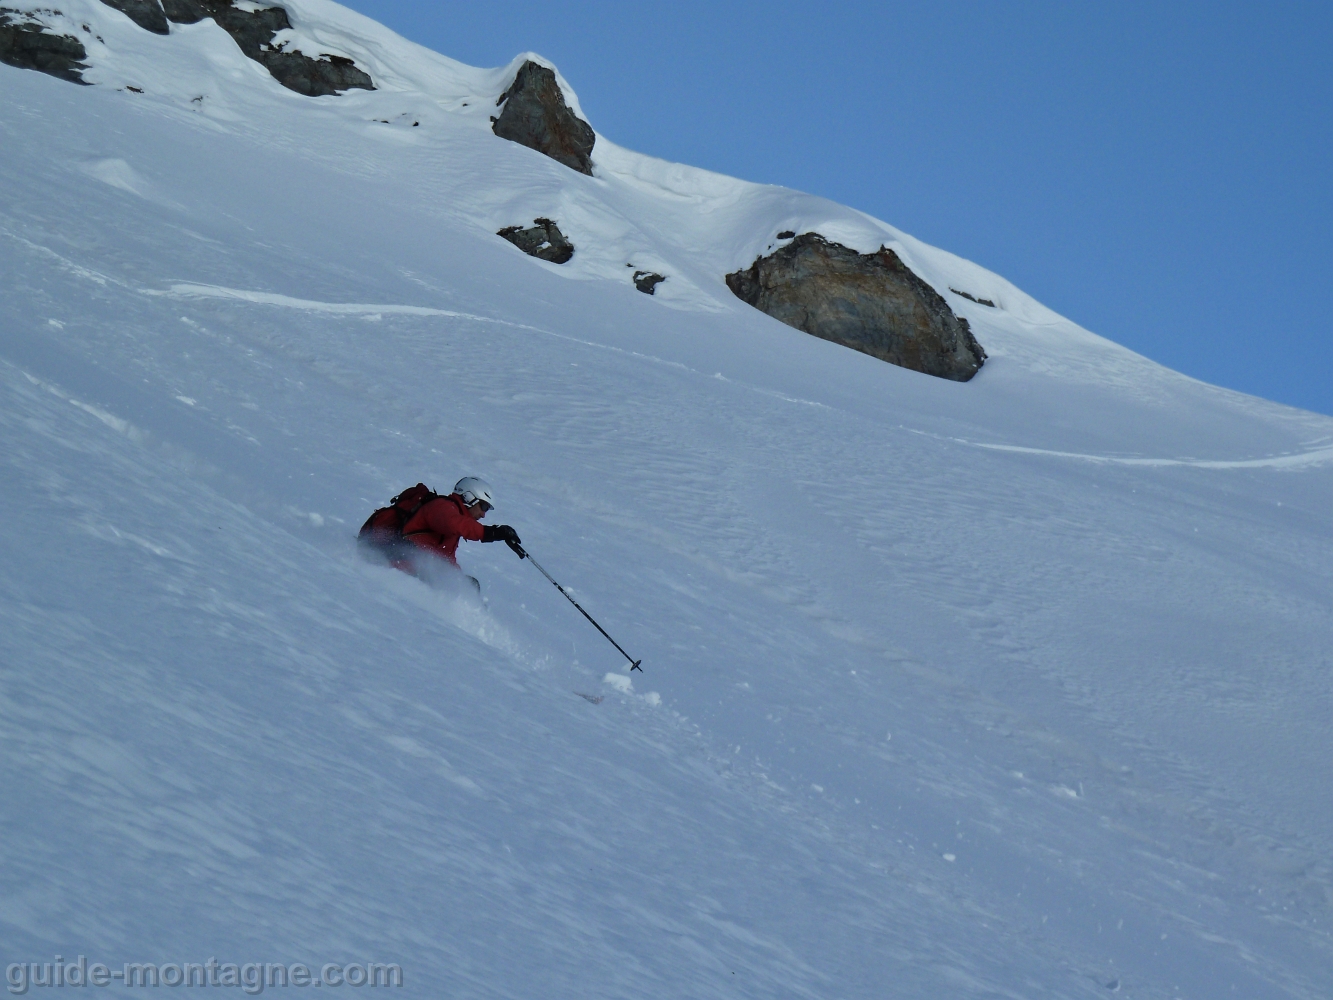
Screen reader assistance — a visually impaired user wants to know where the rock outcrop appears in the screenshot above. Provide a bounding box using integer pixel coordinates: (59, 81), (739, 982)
(0, 9), (91, 83)
(632, 270), (665, 295)
(9, 2), (374, 95)
(725, 233), (986, 382)
(497, 218), (574, 264)
(155, 0), (373, 96)
(492, 60), (595, 175)
(100, 0), (169, 34)
(950, 287), (995, 307)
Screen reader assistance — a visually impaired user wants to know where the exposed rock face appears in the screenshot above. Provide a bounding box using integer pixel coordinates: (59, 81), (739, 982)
(725, 233), (986, 382)
(632, 271), (665, 295)
(256, 48), (370, 98)
(497, 218), (574, 264)
(99, 0), (169, 34)
(950, 287), (995, 308)
(158, 0), (373, 96)
(493, 60), (595, 175)
(0, 9), (91, 83)
(8, 2), (373, 95)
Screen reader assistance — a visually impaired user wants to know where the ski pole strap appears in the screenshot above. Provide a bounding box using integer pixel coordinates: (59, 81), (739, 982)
(521, 551), (642, 672)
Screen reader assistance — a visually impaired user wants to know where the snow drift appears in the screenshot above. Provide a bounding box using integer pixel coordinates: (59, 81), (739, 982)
(1, 2), (1331, 998)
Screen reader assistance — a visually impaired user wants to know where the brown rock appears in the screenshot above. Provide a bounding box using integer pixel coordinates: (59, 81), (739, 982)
(725, 233), (986, 382)
(493, 60), (595, 175)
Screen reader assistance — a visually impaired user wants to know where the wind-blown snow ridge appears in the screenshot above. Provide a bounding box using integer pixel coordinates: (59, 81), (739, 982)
(155, 281), (515, 324)
(929, 431), (1333, 469)
(156, 280), (837, 410)
(22, 368), (139, 439)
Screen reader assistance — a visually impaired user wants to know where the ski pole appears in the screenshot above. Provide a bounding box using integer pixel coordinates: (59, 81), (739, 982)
(507, 540), (642, 671)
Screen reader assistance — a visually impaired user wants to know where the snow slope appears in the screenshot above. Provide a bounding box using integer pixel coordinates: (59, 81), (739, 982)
(2, 3), (1331, 997)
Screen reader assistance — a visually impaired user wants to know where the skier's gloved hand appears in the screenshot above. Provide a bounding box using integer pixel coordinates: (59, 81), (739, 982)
(482, 524), (521, 545)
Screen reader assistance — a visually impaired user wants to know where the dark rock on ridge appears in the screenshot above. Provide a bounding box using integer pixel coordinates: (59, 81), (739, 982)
(950, 287), (995, 307)
(145, 0), (374, 96)
(257, 48), (370, 98)
(493, 60), (595, 175)
(99, 0), (169, 34)
(725, 233), (986, 382)
(633, 271), (665, 295)
(497, 218), (574, 264)
(0, 9), (91, 83)
(6, 1), (372, 95)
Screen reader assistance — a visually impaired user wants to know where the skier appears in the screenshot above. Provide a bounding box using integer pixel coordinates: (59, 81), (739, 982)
(359, 478), (640, 669)
(359, 477), (521, 588)
(400, 477), (521, 569)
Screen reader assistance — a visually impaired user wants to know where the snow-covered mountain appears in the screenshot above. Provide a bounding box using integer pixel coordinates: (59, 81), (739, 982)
(2, 2), (1331, 997)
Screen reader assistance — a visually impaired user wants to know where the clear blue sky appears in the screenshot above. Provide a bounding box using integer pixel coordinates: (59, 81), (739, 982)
(340, 1), (1333, 417)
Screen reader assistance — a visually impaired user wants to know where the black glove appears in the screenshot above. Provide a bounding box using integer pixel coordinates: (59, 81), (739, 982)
(482, 524), (521, 546)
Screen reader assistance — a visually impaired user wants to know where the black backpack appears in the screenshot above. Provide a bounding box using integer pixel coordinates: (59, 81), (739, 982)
(358, 483), (439, 553)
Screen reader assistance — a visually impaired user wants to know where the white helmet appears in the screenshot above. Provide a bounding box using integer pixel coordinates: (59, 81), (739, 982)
(453, 476), (494, 510)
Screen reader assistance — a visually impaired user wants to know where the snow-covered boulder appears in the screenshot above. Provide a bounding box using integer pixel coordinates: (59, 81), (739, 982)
(154, 0), (373, 96)
(632, 269), (666, 294)
(0, 7), (91, 82)
(5, 0), (379, 96)
(497, 217), (575, 264)
(726, 232), (988, 381)
(492, 59), (595, 175)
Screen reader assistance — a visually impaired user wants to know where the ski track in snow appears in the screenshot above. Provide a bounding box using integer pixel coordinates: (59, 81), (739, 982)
(910, 428), (1333, 470)
(124, 276), (1333, 468)
(154, 280), (835, 411)
(154, 281), (515, 323)
(2, 4), (1333, 999)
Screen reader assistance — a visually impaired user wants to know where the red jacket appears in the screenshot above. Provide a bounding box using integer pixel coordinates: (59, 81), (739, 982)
(401, 493), (485, 565)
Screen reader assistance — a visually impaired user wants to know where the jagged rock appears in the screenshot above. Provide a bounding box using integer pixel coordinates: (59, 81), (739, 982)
(258, 49), (370, 97)
(497, 218), (574, 264)
(0, 10), (91, 83)
(633, 271), (665, 295)
(99, 0), (169, 34)
(776, 230), (796, 240)
(725, 233), (986, 382)
(493, 60), (595, 175)
(158, 0), (374, 96)
(950, 287), (995, 307)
